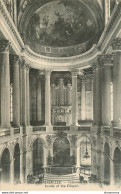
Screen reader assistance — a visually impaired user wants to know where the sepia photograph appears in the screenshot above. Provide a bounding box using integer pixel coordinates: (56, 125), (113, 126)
(0, 0), (121, 192)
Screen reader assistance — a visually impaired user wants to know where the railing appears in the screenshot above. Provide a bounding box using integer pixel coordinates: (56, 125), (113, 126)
(113, 128), (121, 139)
(53, 126), (70, 131)
(0, 129), (10, 137)
(14, 128), (20, 134)
(33, 126), (46, 132)
(78, 127), (90, 132)
(103, 127), (110, 136)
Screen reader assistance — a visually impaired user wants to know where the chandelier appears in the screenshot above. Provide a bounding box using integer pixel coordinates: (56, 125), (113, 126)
(83, 138), (90, 159)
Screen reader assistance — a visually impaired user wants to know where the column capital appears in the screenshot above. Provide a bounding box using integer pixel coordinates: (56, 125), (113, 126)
(19, 57), (30, 69)
(13, 55), (20, 63)
(112, 38), (121, 51)
(92, 54), (113, 70)
(71, 69), (79, 76)
(0, 39), (11, 53)
(98, 54), (113, 65)
(44, 70), (52, 76)
(80, 74), (93, 80)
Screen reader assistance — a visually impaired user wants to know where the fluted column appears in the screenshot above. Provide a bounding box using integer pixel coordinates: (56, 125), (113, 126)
(92, 65), (97, 124)
(59, 79), (64, 105)
(10, 156), (14, 184)
(67, 82), (72, 106)
(71, 69), (78, 126)
(20, 152), (24, 183)
(37, 75), (42, 122)
(81, 78), (86, 120)
(0, 40), (11, 127)
(45, 70), (51, 126)
(13, 55), (20, 126)
(101, 55), (113, 126)
(93, 58), (103, 126)
(112, 38), (121, 127)
(26, 65), (30, 125)
(51, 83), (56, 106)
(19, 58), (27, 125)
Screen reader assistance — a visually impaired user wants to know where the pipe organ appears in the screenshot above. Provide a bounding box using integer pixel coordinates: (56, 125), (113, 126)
(51, 79), (72, 125)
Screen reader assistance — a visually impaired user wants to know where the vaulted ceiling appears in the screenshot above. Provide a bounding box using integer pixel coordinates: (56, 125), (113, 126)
(17, 0), (104, 56)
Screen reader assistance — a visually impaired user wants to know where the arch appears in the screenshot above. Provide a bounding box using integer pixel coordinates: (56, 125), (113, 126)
(33, 138), (44, 176)
(104, 142), (110, 185)
(79, 136), (91, 166)
(53, 137), (70, 167)
(113, 147), (121, 184)
(77, 134), (91, 147)
(0, 148), (10, 183)
(14, 143), (20, 182)
(32, 136), (46, 148)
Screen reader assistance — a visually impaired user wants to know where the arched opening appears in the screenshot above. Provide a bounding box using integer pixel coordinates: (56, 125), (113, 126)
(1, 148), (10, 183)
(33, 138), (44, 175)
(104, 142), (110, 185)
(53, 137), (70, 167)
(80, 137), (91, 166)
(78, 137), (91, 178)
(14, 143), (20, 182)
(114, 147), (121, 184)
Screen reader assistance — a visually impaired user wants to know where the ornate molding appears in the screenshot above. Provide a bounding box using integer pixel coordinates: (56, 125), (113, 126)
(13, 55), (20, 63)
(80, 74), (93, 80)
(112, 38), (121, 50)
(71, 69), (79, 76)
(0, 1), (24, 50)
(98, 54), (113, 65)
(19, 57), (29, 69)
(91, 54), (113, 70)
(98, 2), (121, 52)
(0, 39), (11, 52)
(44, 69), (52, 76)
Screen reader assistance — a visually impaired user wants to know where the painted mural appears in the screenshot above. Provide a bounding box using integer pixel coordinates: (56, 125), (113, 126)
(26, 0), (97, 49)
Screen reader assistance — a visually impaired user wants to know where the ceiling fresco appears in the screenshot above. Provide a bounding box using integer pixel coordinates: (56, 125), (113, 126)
(25, 0), (100, 51)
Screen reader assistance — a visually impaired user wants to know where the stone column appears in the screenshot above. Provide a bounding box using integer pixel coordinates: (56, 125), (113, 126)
(92, 65), (97, 125)
(13, 55), (20, 126)
(0, 40), (11, 127)
(19, 58), (27, 125)
(112, 38), (121, 127)
(76, 146), (80, 167)
(102, 55), (113, 126)
(20, 152), (24, 183)
(10, 156), (14, 184)
(37, 75), (42, 122)
(26, 64), (30, 125)
(71, 69), (78, 126)
(81, 78), (86, 120)
(43, 147), (47, 167)
(51, 83), (56, 106)
(67, 81), (72, 106)
(59, 79), (64, 105)
(110, 150), (115, 185)
(45, 70), (51, 126)
(93, 57), (103, 126)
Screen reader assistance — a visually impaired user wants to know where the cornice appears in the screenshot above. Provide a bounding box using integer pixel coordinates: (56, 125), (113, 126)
(98, 54), (113, 65)
(98, 2), (121, 53)
(112, 38), (121, 51)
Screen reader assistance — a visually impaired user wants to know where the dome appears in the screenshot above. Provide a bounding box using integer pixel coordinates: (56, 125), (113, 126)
(19, 0), (104, 57)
